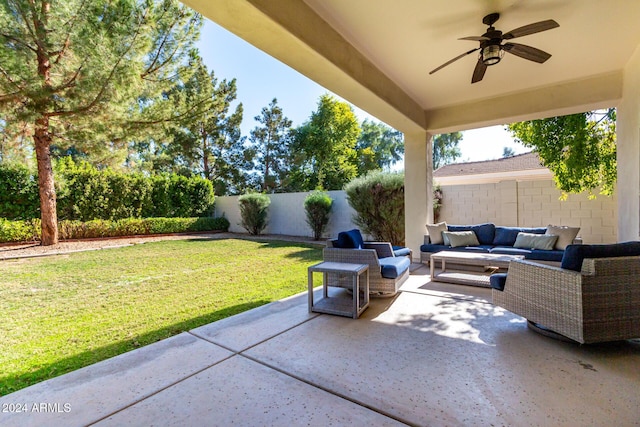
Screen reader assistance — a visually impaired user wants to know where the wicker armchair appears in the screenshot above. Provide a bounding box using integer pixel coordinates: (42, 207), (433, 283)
(323, 239), (410, 297)
(492, 256), (640, 343)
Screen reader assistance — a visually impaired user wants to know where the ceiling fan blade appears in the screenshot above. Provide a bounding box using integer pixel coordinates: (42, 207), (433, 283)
(502, 20), (559, 39)
(503, 42), (551, 63)
(471, 60), (487, 83)
(459, 36), (489, 41)
(429, 48), (480, 74)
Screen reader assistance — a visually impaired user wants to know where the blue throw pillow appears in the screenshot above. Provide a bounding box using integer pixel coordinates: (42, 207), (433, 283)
(346, 229), (364, 249)
(493, 226), (546, 246)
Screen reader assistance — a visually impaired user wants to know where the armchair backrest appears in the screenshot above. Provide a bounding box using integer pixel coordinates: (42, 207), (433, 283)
(560, 241), (640, 272)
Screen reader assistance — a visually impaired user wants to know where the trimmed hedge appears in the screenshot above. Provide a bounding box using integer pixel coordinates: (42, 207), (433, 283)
(0, 217), (230, 244)
(0, 158), (215, 221)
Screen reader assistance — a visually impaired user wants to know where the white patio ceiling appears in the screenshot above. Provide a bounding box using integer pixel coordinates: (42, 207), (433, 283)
(182, 0), (640, 134)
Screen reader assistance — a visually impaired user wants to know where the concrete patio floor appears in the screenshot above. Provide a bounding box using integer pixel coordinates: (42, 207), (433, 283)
(2, 264), (639, 426)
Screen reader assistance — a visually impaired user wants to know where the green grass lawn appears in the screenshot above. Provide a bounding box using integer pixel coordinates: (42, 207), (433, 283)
(0, 238), (322, 396)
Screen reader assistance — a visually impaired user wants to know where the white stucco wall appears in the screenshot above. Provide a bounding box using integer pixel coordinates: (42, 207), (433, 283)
(437, 179), (618, 244)
(214, 191), (361, 239)
(617, 45), (640, 240)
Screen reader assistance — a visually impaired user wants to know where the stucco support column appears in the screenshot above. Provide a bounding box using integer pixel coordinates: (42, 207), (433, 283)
(617, 45), (640, 241)
(404, 130), (432, 261)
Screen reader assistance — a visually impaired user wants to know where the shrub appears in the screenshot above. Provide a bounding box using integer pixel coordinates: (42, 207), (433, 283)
(304, 191), (333, 240)
(0, 218), (40, 242)
(344, 171), (404, 246)
(0, 217), (230, 243)
(0, 163), (40, 220)
(238, 193), (270, 235)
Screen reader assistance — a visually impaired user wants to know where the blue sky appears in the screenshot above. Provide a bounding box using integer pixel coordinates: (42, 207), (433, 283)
(195, 20), (528, 165)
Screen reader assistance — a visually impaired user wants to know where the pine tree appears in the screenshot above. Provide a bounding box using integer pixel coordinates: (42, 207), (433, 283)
(249, 98), (292, 192)
(0, 0), (202, 244)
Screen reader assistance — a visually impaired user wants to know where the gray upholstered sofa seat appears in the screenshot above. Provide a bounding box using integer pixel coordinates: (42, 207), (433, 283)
(420, 223), (575, 265)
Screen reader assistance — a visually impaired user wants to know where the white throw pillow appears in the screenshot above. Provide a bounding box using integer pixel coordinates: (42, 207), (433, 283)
(426, 222), (447, 245)
(545, 225), (580, 250)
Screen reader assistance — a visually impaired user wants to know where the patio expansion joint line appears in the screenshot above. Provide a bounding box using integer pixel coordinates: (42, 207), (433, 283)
(86, 350), (238, 426)
(399, 288), (495, 306)
(238, 351), (417, 427)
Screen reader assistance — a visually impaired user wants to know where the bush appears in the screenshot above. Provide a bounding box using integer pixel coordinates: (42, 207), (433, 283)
(344, 171), (404, 246)
(0, 163), (40, 220)
(0, 217), (230, 243)
(238, 193), (270, 235)
(304, 191), (333, 240)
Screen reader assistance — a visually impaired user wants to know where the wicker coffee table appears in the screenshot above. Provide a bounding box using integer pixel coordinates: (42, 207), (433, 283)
(430, 251), (524, 287)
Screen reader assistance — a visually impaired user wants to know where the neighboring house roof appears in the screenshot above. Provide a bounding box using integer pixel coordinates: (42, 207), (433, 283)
(434, 152), (552, 185)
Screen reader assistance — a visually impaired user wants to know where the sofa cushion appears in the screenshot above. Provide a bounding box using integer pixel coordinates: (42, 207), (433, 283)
(526, 249), (565, 262)
(448, 223), (495, 245)
(490, 273), (508, 291)
(426, 222), (447, 244)
(421, 244), (492, 254)
(560, 241), (640, 272)
(492, 226), (546, 246)
(545, 225), (580, 250)
(379, 256), (410, 279)
(392, 246), (411, 257)
(513, 232), (558, 250)
(336, 229), (364, 249)
(444, 231), (480, 248)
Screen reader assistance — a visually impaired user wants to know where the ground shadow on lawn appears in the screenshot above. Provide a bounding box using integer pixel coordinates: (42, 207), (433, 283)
(1, 300), (270, 396)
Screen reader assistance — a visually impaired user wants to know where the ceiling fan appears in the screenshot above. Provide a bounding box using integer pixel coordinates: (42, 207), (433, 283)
(429, 13), (559, 83)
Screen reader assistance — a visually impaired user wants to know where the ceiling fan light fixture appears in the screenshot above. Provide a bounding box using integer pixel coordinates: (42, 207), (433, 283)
(481, 44), (503, 65)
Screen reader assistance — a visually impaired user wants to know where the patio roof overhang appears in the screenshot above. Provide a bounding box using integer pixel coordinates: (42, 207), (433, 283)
(181, 0), (640, 254)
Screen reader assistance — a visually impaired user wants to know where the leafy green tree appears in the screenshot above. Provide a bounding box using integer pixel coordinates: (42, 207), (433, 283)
(433, 132), (462, 169)
(289, 94), (361, 191)
(249, 98), (293, 192)
(0, 0), (202, 244)
(164, 55), (251, 195)
(507, 109), (616, 198)
(356, 119), (404, 174)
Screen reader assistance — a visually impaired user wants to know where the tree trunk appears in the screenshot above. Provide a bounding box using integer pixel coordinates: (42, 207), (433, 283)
(34, 116), (58, 246)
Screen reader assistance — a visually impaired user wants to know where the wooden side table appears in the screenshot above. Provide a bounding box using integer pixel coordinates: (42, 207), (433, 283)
(308, 261), (369, 319)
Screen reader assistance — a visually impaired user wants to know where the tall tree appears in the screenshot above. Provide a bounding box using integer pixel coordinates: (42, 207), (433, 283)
(507, 109), (616, 197)
(166, 55), (251, 195)
(249, 98), (292, 192)
(289, 94), (361, 191)
(433, 132), (462, 169)
(356, 119), (404, 174)
(0, 0), (201, 244)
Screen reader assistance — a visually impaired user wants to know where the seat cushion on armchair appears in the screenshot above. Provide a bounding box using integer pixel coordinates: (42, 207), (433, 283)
(335, 229), (364, 249)
(379, 256), (411, 279)
(490, 273), (508, 291)
(560, 241), (640, 272)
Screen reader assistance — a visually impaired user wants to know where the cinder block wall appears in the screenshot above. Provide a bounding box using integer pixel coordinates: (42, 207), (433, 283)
(438, 179), (618, 244)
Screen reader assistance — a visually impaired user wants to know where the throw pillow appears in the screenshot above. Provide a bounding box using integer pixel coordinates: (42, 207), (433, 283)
(546, 225), (580, 250)
(443, 230), (479, 248)
(426, 222), (447, 245)
(514, 232), (558, 250)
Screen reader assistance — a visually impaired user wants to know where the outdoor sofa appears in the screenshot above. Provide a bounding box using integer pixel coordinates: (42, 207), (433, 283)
(491, 242), (640, 343)
(420, 222), (580, 266)
(323, 229), (411, 297)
